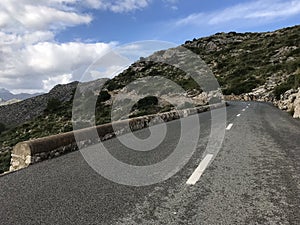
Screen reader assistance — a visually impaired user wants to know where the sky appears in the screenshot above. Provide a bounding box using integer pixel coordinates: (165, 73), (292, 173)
(0, 0), (299, 94)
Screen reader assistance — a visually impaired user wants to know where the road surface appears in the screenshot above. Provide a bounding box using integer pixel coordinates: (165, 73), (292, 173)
(1, 101), (300, 224)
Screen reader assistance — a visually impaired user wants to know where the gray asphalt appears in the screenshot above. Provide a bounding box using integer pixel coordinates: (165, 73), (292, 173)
(1, 101), (300, 224)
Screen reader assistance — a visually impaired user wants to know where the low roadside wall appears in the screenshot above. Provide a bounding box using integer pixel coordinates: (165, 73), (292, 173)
(10, 103), (225, 172)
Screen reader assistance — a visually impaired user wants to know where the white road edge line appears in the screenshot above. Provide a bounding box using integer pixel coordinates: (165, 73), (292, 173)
(226, 123), (233, 130)
(237, 114), (241, 117)
(186, 154), (214, 185)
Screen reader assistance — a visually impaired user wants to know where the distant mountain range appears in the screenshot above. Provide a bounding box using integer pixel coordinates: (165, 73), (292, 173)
(0, 88), (43, 102)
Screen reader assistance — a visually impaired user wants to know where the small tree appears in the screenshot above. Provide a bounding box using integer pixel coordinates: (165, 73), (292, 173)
(98, 91), (111, 102)
(136, 96), (158, 110)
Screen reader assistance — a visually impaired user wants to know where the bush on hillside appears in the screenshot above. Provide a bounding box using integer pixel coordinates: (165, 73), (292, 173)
(223, 76), (262, 95)
(135, 96), (158, 110)
(98, 91), (111, 102)
(273, 73), (300, 100)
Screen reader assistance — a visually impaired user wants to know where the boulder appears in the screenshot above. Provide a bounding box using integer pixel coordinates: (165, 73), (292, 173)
(293, 90), (300, 118)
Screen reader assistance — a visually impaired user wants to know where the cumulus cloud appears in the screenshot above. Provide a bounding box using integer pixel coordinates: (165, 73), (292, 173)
(108, 0), (150, 13)
(0, 0), (154, 93)
(0, 40), (114, 92)
(42, 74), (73, 91)
(176, 0), (300, 26)
(0, 0), (92, 33)
(0, 0), (112, 93)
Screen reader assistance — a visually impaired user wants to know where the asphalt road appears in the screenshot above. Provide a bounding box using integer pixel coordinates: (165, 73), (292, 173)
(1, 101), (300, 224)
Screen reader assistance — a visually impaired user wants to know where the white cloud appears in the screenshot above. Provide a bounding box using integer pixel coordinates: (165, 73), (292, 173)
(0, 39), (114, 92)
(73, 0), (151, 12)
(90, 65), (129, 79)
(110, 0), (150, 13)
(0, 0), (155, 93)
(0, 0), (115, 93)
(176, 0), (300, 26)
(0, 0), (92, 33)
(0, 31), (54, 48)
(24, 42), (111, 73)
(42, 74), (73, 90)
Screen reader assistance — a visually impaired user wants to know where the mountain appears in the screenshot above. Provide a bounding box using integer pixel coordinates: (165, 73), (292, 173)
(182, 25), (299, 116)
(0, 88), (43, 102)
(0, 25), (299, 173)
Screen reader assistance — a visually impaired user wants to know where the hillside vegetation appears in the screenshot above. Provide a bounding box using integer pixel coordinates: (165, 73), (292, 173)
(184, 25), (299, 96)
(0, 25), (299, 173)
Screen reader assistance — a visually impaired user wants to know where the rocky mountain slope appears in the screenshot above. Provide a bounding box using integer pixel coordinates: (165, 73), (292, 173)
(0, 25), (299, 173)
(183, 25), (299, 116)
(0, 82), (78, 128)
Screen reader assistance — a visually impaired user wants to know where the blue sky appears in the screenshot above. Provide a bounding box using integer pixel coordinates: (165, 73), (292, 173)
(56, 0), (300, 44)
(0, 0), (299, 93)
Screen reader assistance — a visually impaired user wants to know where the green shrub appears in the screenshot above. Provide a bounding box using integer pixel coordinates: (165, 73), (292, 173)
(177, 77), (202, 91)
(98, 91), (111, 102)
(273, 84), (290, 100)
(106, 80), (124, 91)
(273, 73), (300, 100)
(135, 96), (159, 110)
(223, 76), (262, 95)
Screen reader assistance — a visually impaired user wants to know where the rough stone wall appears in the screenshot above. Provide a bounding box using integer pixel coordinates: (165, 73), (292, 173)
(9, 103), (224, 172)
(276, 88), (300, 118)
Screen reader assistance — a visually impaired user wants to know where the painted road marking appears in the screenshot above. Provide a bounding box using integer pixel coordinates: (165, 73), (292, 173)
(242, 109), (246, 111)
(226, 123), (233, 130)
(186, 154), (214, 185)
(237, 114), (241, 117)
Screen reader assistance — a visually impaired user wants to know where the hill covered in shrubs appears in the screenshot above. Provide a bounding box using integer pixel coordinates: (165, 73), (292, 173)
(0, 25), (299, 173)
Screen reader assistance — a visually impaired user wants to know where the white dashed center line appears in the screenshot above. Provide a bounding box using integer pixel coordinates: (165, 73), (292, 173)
(237, 114), (241, 117)
(186, 154), (214, 185)
(226, 123), (233, 130)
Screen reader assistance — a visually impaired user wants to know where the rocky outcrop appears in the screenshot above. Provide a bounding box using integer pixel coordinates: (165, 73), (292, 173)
(293, 92), (300, 118)
(275, 88), (300, 118)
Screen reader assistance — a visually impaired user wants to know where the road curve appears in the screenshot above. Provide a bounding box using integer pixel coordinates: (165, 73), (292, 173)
(1, 101), (300, 224)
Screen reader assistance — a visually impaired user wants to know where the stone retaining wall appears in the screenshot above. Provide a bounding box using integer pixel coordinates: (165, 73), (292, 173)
(10, 103), (225, 172)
